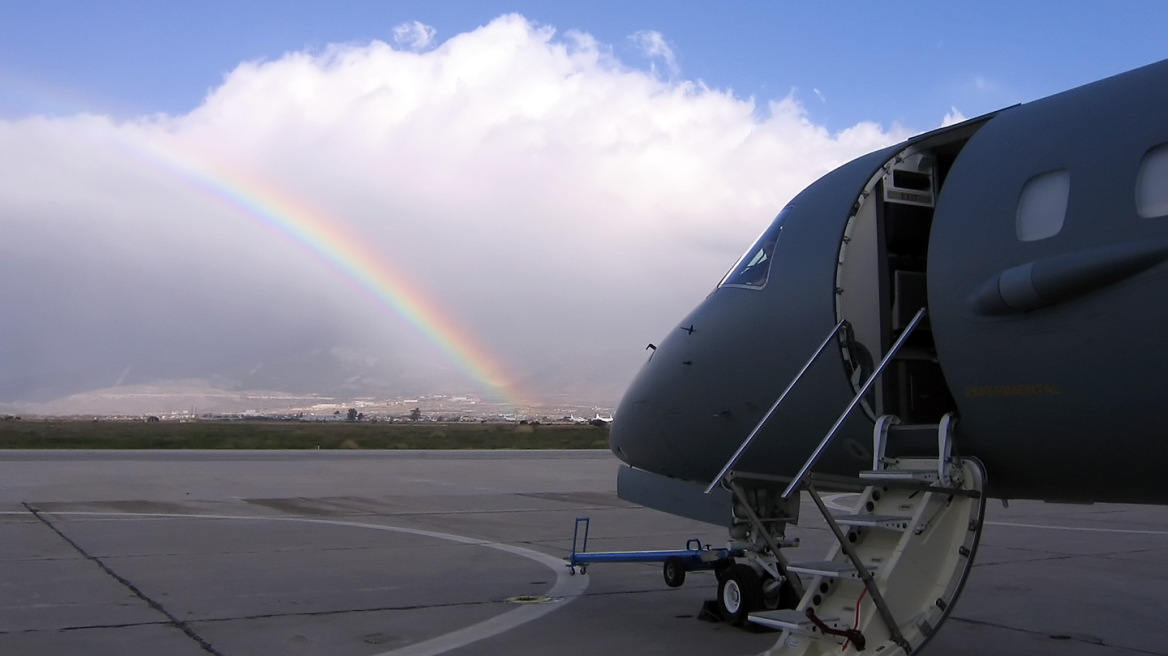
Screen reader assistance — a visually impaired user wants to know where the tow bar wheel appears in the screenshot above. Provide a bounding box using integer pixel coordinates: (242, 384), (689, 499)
(717, 564), (762, 624)
(663, 556), (687, 588)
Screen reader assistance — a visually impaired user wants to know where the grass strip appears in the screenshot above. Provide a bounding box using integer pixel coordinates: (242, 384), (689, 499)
(0, 420), (611, 450)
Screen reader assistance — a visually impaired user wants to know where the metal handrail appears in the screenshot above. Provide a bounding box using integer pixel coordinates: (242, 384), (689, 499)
(781, 307), (926, 499)
(703, 320), (848, 494)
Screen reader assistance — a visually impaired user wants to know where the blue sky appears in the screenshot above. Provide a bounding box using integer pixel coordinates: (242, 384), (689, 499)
(4, 2), (1166, 131)
(1, 3), (1166, 411)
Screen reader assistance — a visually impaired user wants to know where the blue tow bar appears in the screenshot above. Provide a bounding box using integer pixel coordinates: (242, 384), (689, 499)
(566, 517), (740, 587)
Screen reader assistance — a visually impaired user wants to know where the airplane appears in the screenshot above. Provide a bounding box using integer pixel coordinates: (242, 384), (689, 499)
(607, 57), (1168, 654)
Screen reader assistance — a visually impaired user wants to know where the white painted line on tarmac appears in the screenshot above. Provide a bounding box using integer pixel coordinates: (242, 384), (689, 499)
(10, 510), (589, 656)
(984, 521), (1168, 537)
(823, 493), (860, 512)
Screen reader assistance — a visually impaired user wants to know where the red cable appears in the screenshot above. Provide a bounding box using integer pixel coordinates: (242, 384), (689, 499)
(842, 587), (868, 652)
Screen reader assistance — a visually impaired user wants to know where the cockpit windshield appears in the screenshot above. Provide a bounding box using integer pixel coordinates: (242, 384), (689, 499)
(719, 207), (788, 289)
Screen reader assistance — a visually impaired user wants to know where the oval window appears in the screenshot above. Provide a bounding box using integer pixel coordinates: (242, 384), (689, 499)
(1136, 143), (1168, 218)
(1016, 170), (1070, 242)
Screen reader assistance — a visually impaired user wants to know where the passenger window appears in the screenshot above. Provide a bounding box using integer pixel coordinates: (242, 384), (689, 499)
(720, 207), (788, 289)
(1016, 170), (1069, 241)
(1136, 144), (1168, 218)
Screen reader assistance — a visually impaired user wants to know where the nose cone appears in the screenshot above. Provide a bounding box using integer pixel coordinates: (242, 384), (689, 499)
(611, 145), (904, 487)
(609, 360), (720, 483)
(609, 367), (692, 476)
(609, 298), (871, 487)
(609, 290), (789, 484)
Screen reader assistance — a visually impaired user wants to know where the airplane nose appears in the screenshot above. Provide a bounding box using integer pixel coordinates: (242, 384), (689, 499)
(609, 303), (880, 487)
(610, 372), (725, 482)
(607, 398), (640, 464)
(609, 313), (736, 482)
(610, 147), (910, 487)
(608, 291), (804, 484)
(610, 361), (673, 472)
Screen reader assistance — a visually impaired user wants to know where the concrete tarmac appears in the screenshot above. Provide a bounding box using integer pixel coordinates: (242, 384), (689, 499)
(0, 450), (1164, 655)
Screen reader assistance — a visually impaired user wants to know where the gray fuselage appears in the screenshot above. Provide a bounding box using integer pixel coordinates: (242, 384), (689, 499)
(611, 58), (1168, 505)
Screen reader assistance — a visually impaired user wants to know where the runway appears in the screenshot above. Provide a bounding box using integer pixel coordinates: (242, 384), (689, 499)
(0, 450), (1164, 655)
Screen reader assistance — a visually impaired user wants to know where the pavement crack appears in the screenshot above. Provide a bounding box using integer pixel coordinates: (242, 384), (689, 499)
(970, 553), (1079, 568)
(23, 503), (226, 656)
(0, 619), (171, 636)
(949, 616), (1161, 654)
(192, 598), (511, 624)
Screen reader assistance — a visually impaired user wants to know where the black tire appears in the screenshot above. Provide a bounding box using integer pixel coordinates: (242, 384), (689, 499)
(717, 564), (763, 625)
(663, 557), (686, 588)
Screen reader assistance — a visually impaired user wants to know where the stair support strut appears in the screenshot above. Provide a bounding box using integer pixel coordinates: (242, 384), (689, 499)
(805, 481), (911, 653)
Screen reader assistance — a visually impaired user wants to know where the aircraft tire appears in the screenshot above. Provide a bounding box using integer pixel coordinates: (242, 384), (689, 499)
(663, 556), (686, 588)
(718, 564), (763, 625)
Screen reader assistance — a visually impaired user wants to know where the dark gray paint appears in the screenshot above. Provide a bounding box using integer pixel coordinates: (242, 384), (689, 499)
(610, 145), (900, 485)
(930, 58), (1168, 503)
(611, 58), (1168, 507)
(616, 465), (731, 526)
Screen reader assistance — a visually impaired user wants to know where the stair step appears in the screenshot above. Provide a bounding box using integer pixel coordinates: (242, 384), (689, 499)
(859, 468), (939, 482)
(748, 609), (841, 634)
(787, 559), (876, 579)
(886, 423), (938, 436)
(832, 513), (912, 531)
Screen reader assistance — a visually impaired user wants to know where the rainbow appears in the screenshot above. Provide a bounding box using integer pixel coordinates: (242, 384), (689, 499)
(132, 136), (525, 407)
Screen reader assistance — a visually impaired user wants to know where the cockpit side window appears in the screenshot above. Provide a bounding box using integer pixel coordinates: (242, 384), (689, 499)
(719, 207), (789, 289)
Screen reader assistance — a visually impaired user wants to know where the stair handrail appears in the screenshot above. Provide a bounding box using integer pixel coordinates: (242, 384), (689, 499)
(704, 320), (849, 494)
(781, 307), (926, 499)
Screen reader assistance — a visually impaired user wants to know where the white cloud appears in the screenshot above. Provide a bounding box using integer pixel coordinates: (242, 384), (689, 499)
(629, 30), (679, 78)
(941, 107), (967, 126)
(0, 14), (906, 405)
(392, 20), (436, 51)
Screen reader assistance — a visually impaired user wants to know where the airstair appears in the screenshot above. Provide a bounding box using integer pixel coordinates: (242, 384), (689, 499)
(707, 310), (988, 655)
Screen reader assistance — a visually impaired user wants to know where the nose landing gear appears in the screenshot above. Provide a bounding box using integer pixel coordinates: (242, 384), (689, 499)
(717, 563), (764, 624)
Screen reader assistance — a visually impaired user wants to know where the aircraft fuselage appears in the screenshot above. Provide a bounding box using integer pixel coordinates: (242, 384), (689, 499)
(611, 58), (1168, 506)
